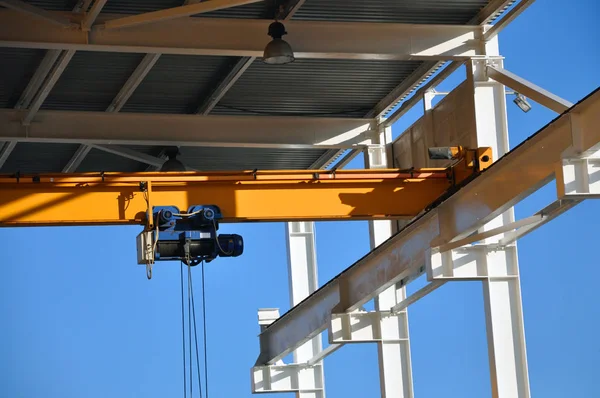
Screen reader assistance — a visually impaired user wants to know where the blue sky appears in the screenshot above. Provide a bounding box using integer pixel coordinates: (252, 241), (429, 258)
(1, 1), (599, 397)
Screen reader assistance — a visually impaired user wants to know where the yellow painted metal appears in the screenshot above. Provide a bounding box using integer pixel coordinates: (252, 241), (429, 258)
(0, 148), (492, 227)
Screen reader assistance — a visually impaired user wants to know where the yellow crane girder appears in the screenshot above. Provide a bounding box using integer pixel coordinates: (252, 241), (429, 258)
(0, 147), (492, 228)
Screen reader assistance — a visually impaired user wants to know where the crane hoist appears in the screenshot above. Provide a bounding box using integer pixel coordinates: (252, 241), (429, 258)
(0, 146), (492, 278)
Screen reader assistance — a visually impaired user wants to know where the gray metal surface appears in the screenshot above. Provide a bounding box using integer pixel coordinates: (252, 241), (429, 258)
(212, 59), (424, 117)
(23, 0), (269, 17)
(0, 142), (330, 173)
(0, 47), (46, 108)
(120, 54), (233, 114)
(178, 146), (330, 170)
(41, 51), (145, 112)
(293, 0), (490, 23)
(0, 142), (79, 173)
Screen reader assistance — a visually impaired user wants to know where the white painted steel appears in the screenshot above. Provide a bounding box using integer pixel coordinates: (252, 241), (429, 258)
(252, 222), (325, 396)
(468, 36), (531, 398)
(103, 0), (264, 30)
(0, 141), (17, 169)
(81, 0), (107, 30)
(329, 311), (408, 343)
(484, 0), (537, 40)
(486, 64), (573, 114)
(557, 157), (600, 198)
(365, 125), (414, 398)
(106, 53), (161, 113)
(89, 144), (165, 167)
(0, 109), (371, 149)
(253, 75), (600, 369)
(62, 144), (92, 173)
(14, 50), (61, 110)
(285, 222), (325, 398)
(0, 10), (483, 60)
(383, 62), (463, 127)
(390, 281), (445, 314)
(22, 49), (76, 125)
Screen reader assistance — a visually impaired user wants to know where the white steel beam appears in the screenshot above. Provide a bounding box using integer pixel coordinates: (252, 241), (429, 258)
(254, 86), (600, 366)
(382, 61), (463, 127)
(89, 144), (165, 167)
(365, 125), (414, 398)
(62, 144), (92, 173)
(14, 50), (61, 110)
(195, 57), (253, 115)
(468, 36), (531, 398)
(486, 64), (573, 114)
(286, 221), (325, 398)
(0, 141), (17, 169)
(368, 0), (524, 121)
(103, 0), (263, 30)
(65, 50), (159, 172)
(106, 53), (161, 113)
(81, 0), (107, 31)
(0, 109), (371, 149)
(485, 0), (536, 40)
(390, 281), (445, 314)
(0, 10), (483, 61)
(0, 0), (75, 27)
(22, 49), (75, 126)
(367, 61), (441, 119)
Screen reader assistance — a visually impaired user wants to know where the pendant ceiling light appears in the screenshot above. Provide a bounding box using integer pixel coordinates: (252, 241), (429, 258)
(160, 147), (187, 172)
(263, 21), (295, 65)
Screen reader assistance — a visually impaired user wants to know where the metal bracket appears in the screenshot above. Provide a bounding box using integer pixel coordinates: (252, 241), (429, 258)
(557, 156), (600, 199)
(252, 363), (324, 394)
(252, 308), (324, 394)
(329, 310), (408, 344)
(427, 245), (518, 281)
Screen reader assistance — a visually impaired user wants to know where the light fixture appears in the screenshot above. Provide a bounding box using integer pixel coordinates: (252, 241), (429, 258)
(263, 21), (295, 65)
(513, 92), (532, 113)
(160, 147), (186, 172)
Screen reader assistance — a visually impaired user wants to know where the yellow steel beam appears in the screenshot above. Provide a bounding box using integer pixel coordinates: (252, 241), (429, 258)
(0, 148), (491, 227)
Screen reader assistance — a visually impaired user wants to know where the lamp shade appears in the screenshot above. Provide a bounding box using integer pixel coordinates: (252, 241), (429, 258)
(263, 21), (295, 65)
(160, 148), (186, 172)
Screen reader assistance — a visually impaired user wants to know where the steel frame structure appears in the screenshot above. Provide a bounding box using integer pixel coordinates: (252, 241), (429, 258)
(1, 1), (597, 397)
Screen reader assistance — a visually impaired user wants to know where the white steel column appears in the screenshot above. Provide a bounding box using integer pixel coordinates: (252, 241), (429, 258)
(285, 221), (325, 398)
(364, 124), (414, 398)
(468, 35), (530, 398)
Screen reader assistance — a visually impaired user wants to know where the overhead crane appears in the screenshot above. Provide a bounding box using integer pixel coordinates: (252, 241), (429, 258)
(0, 146), (491, 277)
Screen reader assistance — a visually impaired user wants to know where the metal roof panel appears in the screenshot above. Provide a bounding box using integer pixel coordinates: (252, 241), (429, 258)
(0, 47), (46, 108)
(120, 54), (233, 114)
(0, 142), (79, 173)
(293, 0), (490, 23)
(212, 58), (424, 117)
(41, 51), (145, 112)
(179, 146), (330, 170)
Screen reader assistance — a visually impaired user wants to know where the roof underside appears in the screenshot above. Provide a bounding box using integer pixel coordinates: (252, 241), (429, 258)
(0, 0), (502, 174)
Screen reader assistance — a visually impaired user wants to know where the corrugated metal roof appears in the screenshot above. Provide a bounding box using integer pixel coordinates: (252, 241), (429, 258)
(293, 0), (490, 23)
(0, 142), (79, 173)
(211, 58), (423, 117)
(19, 1), (76, 11)
(41, 51), (144, 112)
(23, 0), (268, 18)
(22, 0), (493, 22)
(0, 143), (329, 173)
(0, 47), (45, 108)
(179, 146), (329, 170)
(120, 54), (233, 114)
